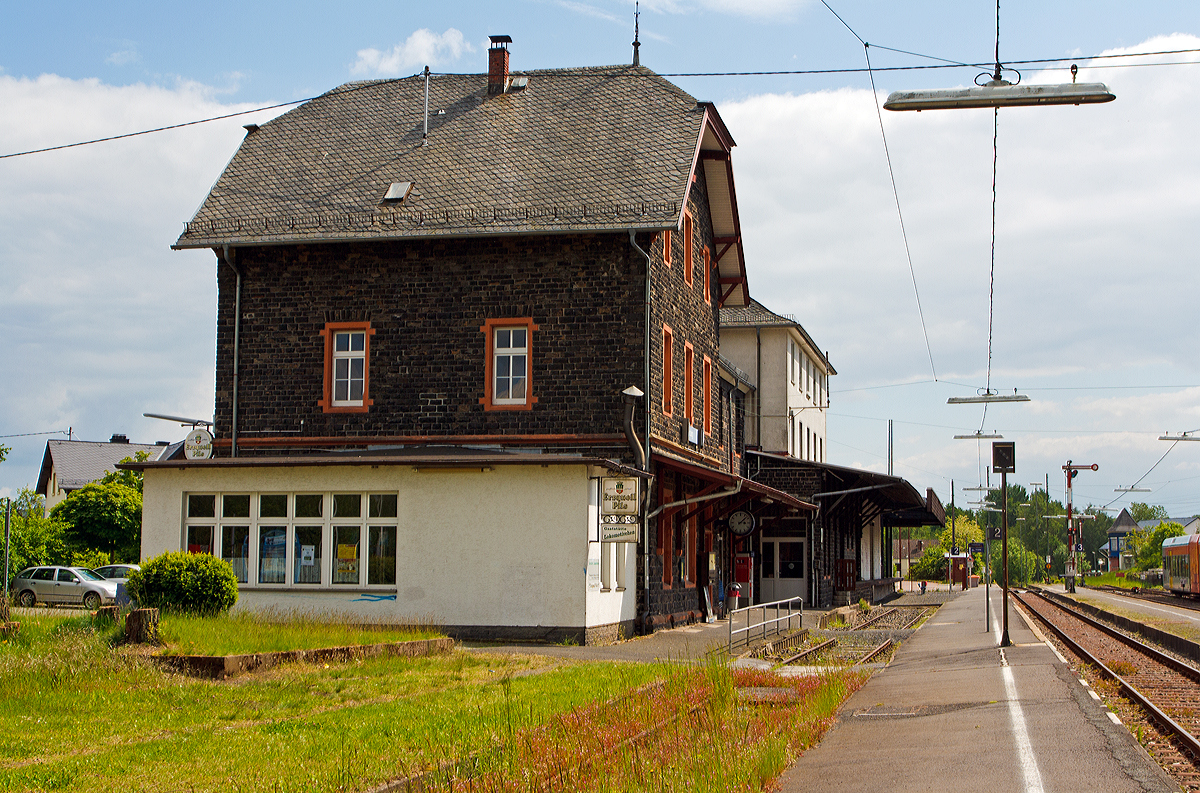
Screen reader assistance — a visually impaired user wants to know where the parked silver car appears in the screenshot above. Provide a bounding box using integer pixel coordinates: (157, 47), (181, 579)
(93, 564), (140, 581)
(12, 566), (119, 610)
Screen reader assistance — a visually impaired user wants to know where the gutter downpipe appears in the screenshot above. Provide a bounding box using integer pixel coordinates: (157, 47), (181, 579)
(755, 327), (762, 478)
(629, 230), (653, 629)
(222, 245), (241, 458)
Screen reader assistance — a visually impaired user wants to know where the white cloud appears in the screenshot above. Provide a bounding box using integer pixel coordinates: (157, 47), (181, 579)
(638, 0), (812, 19)
(351, 29), (474, 77)
(557, 0), (623, 23)
(105, 49), (138, 66)
(0, 74), (287, 490)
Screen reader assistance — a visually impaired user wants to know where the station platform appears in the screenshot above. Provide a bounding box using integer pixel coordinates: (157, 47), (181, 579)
(776, 585), (1179, 793)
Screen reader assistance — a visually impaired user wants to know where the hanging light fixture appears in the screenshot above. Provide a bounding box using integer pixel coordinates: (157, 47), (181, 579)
(885, 70), (1114, 111)
(885, 18), (1115, 113)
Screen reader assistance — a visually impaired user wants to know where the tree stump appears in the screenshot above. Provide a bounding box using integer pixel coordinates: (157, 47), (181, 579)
(0, 595), (9, 624)
(125, 608), (160, 644)
(95, 605), (120, 624)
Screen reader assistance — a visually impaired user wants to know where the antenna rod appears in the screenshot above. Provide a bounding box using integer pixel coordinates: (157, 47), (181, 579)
(423, 65), (430, 144)
(632, 1), (641, 67)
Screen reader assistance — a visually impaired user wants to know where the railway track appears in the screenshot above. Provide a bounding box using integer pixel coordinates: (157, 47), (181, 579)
(1015, 590), (1200, 789)
(1089, 584), (1200, 614)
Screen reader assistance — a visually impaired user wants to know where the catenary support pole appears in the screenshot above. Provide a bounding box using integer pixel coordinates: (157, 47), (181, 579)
(1001, 471), (1011, 646)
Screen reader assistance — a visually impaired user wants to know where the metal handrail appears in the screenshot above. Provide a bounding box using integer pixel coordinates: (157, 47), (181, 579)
(728, 596), (804, 654)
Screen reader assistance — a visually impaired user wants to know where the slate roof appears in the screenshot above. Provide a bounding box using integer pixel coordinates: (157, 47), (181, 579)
(720, 299), (836, 375)
(36, 440), (168, 496)
(175, 66), (719, 249)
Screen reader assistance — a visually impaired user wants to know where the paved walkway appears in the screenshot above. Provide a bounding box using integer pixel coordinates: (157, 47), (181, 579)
(776, 585), (1178, 793)
(463, 619), (734, 663)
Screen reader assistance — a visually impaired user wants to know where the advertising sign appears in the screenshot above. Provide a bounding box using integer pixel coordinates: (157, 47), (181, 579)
(601, 478), (639, 514)
(184, 428), (214, 460)
(600, 477), (640, 542)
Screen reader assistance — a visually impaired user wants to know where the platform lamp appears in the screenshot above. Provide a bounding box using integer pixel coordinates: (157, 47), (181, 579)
(992, 442), (1016, 647)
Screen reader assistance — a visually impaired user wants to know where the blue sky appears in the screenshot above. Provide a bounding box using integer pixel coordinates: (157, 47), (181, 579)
(3, 1), (1200, 517)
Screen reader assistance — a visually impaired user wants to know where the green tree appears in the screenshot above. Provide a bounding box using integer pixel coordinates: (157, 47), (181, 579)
(1131, 521), (1184, 571)
(1130, 502), (1170, 522)
(50, 481), (142, 561)
(99, 450), (151, 494)
(0, 444), (10, 463)
(3, 488), (71, 581)
(939, 516), (982, 554)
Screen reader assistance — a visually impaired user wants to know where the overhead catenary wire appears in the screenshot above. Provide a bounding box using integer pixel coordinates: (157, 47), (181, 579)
(818, 0), (939, 381)
(2, 47), (1198, 161)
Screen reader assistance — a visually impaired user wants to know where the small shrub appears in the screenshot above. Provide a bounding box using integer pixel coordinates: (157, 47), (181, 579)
(857, 598), (870, 615)
(126, 552), (238, 614)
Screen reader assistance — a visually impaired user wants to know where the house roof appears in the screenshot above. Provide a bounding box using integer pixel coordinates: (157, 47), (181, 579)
(748, 451), (945, 527)
(720, 299), (836, 375)
(119, 447), (647, 479)
(36, 439), (168, 496)
(173, 65), (751, 305)
(1108, 507), (1137, 535)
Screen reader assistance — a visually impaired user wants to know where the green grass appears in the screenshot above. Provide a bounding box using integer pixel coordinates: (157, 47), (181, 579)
(0, 614), (868, 793)
(1087, 571), (1154, 590)
(0, 613), (664, 792)
(155, 608), (440, 656)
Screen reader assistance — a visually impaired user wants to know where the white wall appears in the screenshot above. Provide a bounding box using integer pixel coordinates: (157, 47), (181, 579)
(140, 462), (633, 630)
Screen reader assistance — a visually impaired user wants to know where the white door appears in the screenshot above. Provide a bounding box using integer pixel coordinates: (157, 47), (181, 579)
(760, 538), (806, 604)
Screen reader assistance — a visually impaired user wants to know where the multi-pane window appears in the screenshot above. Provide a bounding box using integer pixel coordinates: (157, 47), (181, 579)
(683, 212), (693, 286)
(183, 491), (400, 589)
(481, 318), (537, 410)
(320, 322), (372, 413)
(333, 331), (366, 406)
(493, 327), (527, 404)
(662, 326), (674, 415)
(703, 356), (712, 435)
(684, 344), (694, 423)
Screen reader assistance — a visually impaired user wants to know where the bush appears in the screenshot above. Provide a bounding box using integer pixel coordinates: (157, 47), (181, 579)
(126, 552), (239, 614)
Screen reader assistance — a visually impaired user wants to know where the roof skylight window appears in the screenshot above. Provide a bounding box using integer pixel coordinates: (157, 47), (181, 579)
(382, 182), (413, 203)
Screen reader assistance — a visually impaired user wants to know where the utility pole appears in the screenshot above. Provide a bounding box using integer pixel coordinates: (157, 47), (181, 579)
(3, 498), (10, 603)
(993, 442), (1016, 647)
(1063, 460), (1098, 594)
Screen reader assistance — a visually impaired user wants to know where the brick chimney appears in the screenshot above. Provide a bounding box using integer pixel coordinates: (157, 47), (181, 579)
(488, 35), (512, 95)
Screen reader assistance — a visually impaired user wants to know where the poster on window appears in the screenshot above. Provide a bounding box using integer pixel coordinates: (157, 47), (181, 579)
(300, 545), (315, 567)
(587, 551), (601, 592)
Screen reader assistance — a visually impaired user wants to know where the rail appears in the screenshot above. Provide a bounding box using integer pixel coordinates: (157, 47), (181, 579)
(728, 596), (804, 654)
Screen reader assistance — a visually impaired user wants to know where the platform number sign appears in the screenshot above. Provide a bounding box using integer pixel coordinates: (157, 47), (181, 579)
(989, 524), (1002, 541)
(992, 442), (1015, 474)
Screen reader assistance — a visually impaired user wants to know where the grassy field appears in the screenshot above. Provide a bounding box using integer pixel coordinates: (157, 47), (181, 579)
(155, 608), (441, 656)
(0, 614), (864, 793)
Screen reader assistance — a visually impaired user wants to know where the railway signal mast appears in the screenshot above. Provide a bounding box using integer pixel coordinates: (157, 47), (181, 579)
(1063, 460), (1099, 593)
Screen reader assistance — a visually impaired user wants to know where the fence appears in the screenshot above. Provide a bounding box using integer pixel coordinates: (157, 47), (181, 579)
(728, 596), (804, 654)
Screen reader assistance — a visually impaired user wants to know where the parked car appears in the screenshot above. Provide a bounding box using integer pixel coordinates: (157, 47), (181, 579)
(93, 564), (140, 581)
(12, 566), (119, 610)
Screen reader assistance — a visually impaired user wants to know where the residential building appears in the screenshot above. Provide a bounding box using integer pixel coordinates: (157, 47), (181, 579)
(37, 435), (176, 516)
(719, 299), (943, 607)
(127, 40), (811, 643)
(720, 299), (833, 461)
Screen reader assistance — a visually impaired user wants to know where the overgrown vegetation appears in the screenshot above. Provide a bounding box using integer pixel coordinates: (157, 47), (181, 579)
(0, 613), (865, 793)
(156, 609), (440, 656)
(126, 551), (239, 614)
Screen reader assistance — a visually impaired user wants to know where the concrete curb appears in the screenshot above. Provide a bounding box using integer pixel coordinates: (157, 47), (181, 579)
(151, 636), (454, 679)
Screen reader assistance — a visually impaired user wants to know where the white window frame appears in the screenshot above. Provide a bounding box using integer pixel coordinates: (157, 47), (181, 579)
(332, 330), (367, 407)
(492, 326), (529, 406)
(182, 491), (399, 590)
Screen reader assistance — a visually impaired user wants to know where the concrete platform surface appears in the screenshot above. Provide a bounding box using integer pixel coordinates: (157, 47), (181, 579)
(776, 586), (1179, 793)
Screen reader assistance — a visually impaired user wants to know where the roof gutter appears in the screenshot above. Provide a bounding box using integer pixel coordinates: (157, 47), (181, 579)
(221, 245), (241, 458)
(647, 479), (742, 521)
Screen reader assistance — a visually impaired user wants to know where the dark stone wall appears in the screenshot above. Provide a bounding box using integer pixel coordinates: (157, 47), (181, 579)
(215, 232), (648, 447)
